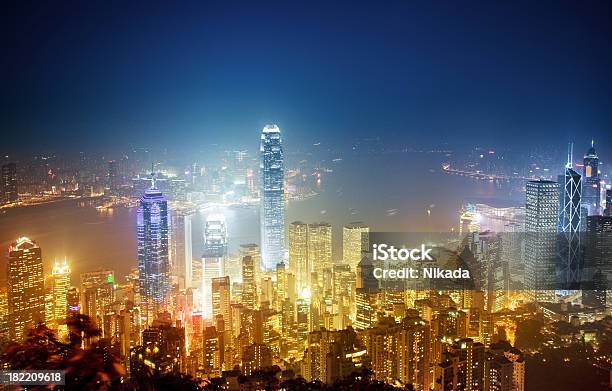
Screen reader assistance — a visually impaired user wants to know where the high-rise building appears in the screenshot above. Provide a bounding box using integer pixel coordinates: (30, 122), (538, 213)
(260, 124), (285, 270)
(342, 222), (369, 270)
(106, 160), (118, 196)
(137, 178), (170, 308)
(241, 255), (257, 309)
(211, 276), (232, 337)
(436, 338), (485, 391)
(363, 316), (431, 391)
(557, 144), (582, 288)
(51, 259), (71, 331)
(80, 269), (115, 324)
(583, 215), (612, 307)
(0, 287), (8, 337)
(130, 321), (186, 375)
(1, 162), (18, 204)
(66, 286), (80, 322)
(525, 180), (559, 302)
(289, 221), (309, 292)
(241, 343), (272, 376)
(202, 215), (227, 318)
(605, 189), (612, 216)
(582, 141), (601, 216)
(300, 328), (358, 383)
(307, 222), (332, 282)
(170, 210), (193, 289)
(7, 237), (45, 341)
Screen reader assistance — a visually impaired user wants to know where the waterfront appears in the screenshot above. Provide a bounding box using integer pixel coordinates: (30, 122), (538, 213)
(0, 152), (523, 281)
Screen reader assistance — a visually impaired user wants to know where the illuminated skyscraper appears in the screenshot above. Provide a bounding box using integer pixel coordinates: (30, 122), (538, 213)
(241, 255), (257, 309)
(307, 222), (332, 282)
(525, 180), (559, 302)
(582, 140), (601, 216)
(80, 269), (115, 323)
(66, 286), (80, 322)
(260, 124), (285, 270)
(51, 259), (71, 331)
(1, 162), (18, 204)
(106, 160), (118, 196)
(7, 237), (45, 341)
(202, 215), (227, 318)
(137, 178), (170, 307)
(289, 221), (309, 292)
(342, 222), (369, 270)
(170, 210), (193, 289)
(557, 143), (582, 287)
(211, 276), (232, 337)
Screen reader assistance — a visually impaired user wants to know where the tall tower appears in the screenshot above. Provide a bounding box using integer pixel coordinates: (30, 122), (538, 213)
(557, 143), (582, 288)
(241, 255), (257, 310)
(260, 124), (285, 270)
(342, 222), (369, 270)
(582, 140), (601, 216)
(289, 222), (309, 292)
(170, 210), (193, 289)
(307, 222), (332, 282)
(137, 176), (170, 309)
(1, 162), (18, 204)
(211, 276), (232, 338)
(51, 259), (71, 331)
(7, 237), (45, 341)
(202, 214), (227, 318)
(525, 180), (559, 302)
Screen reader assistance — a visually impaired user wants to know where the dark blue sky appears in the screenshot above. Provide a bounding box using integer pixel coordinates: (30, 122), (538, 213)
(1, 0), (611, 153)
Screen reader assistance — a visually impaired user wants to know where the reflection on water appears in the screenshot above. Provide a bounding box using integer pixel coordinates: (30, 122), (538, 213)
(0, 153), (523, 281)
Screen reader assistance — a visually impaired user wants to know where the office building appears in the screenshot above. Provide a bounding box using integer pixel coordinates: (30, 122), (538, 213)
(525, 180), (559, 302)
(1, 162), (18, 204)
(260, 124), (285, 270)
(7, 237), (45, 341)
(342, 222), (369, 270)
(137, 178), (170, 308)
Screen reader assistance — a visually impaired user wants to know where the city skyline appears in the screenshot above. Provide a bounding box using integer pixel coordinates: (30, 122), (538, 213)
(0, 2), (610, 390)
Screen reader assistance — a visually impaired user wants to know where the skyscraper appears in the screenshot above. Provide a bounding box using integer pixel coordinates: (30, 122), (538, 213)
(525, 180), (559, 302)
(1, 162), (18, 204)
(289, 221), (309, 292)
(342, 222), (369, 270)
(260, 124), (285, 270)
(202, 215), (227, 318)
(582, 141), (601, 216)
(51, 259), (71, 331)
(307, 222), (332, 280)
(557, 144), (582, 287)
(137, 178), (170, 308)
(241, 255), (257, 310)
(106, 160), (118, 196)
(170, 210), (193, 289)
(7, 237), (45, 341)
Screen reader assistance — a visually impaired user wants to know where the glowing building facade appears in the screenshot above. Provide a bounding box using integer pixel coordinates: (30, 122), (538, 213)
(260, 124), (285, 270)
(7, 237), (45, 341)
(525, 180), (559, 302)
(289, 221), (309, 292)
(137, 180), (170, 307)
(557, 145), (583, 287)
(51, 259), (71, 330)
(342, 222), (369, 271)
(202, 215), (227, 318)
(582, 141), (601, 216)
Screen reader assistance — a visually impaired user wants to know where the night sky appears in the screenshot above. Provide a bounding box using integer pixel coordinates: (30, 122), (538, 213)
(1, 1), (611, 153)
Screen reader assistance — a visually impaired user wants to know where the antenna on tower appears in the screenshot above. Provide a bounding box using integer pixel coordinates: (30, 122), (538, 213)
(566, 142), (574, 169)
(150, 163), (156, 189)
